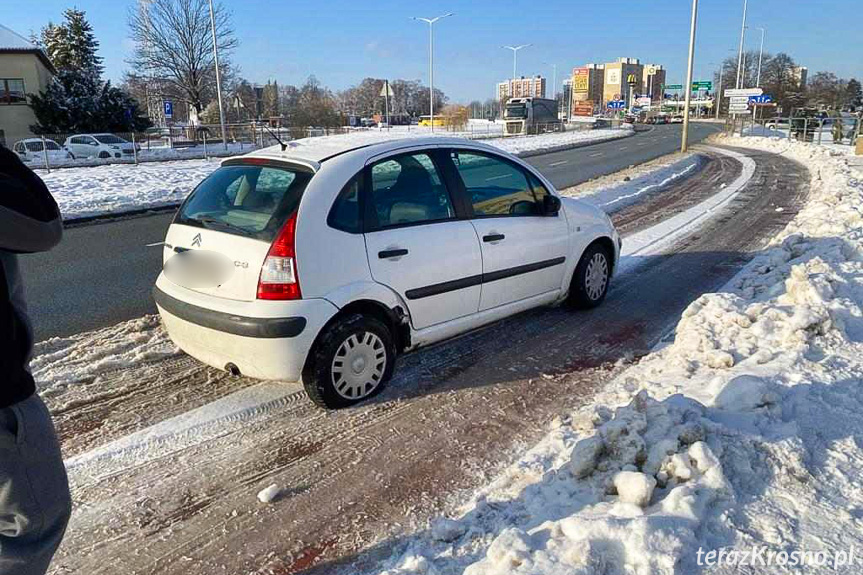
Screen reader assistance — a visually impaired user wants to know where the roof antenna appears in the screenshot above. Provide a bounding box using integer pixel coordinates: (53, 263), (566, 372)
(264, 126), (288, 151)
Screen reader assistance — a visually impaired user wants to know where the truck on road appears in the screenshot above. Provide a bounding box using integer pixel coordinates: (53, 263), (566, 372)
(504, 97), (563, 135)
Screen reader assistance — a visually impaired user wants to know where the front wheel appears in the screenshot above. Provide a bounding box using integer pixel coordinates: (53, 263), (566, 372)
(302, 314), (396, 409)
(98, 151), (110, 159)
(567, 243), (612, 309)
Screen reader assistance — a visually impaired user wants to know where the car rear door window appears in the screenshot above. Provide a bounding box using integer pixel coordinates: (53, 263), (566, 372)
(368, 152), (455, 229)
(450, 151), (540, 217)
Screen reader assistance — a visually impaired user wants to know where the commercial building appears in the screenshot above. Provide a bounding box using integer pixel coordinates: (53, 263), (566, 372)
(791, 66), (808, 89)
(570, 64), (604, 116)
(0, 24), (56, 147)
(603, 57), (644, 109)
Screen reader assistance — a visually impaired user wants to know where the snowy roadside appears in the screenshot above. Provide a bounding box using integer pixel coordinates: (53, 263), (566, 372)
(38, 127), (633, 221)
(560, 152), (701, 213)
(372, 138), (863, 575)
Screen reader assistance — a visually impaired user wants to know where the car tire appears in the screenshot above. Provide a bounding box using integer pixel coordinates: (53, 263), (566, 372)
(567, 242), (612, 309)
(98, 151), (110, 159)
(302, 313), (396, 409)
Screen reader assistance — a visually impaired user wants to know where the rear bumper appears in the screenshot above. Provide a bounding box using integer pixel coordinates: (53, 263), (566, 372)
(153, 275), (338, 382)
(153, 286), (307, 338)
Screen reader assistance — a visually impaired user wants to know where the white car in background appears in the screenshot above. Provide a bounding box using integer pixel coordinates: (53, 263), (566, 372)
(63, 133), (138, 159)
(12, 138), (73, 164)
(154, 137), (620, 409)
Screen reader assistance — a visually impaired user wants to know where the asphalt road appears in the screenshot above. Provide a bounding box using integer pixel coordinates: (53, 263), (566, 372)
(20, 122), (722, 340)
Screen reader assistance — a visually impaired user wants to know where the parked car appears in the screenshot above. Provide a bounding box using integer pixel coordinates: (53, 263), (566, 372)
(670, 115), (684, 124)
(154, 137), (621, 409)
(63, 133), (139, 159)
(11, 138), (73, 163)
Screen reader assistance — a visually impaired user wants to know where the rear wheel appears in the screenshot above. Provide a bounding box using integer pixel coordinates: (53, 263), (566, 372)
(302, 314), (396, 409)
(567, 243), (612, 309)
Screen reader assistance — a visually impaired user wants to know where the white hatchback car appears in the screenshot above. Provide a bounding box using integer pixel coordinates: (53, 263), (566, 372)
(154, 137), (620, 408)
(11, 138), (73, 164)
(63, 133), (138, 159)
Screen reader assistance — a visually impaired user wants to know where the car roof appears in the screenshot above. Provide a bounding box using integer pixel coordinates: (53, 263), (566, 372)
(226, 134), (501, 172)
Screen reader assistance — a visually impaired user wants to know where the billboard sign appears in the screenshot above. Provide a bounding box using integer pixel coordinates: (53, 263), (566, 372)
(573, 68), (590, 93)
(607, 69), (621, 85)
(574, 100), (594, 116)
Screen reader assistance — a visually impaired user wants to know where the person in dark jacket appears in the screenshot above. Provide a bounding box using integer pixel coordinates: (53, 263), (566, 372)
(0, 145), (71, 575)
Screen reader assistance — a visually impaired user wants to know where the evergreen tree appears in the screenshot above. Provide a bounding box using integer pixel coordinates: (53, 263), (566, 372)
(30, 9), (150, 133)
(844, 79), (862, 111)
(41, 9), (103, 78)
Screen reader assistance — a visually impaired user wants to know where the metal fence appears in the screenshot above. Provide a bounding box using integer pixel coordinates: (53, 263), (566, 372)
(724, 115), (862, 147)
(13, 117), (631, 172)
(12, 123), (373, 171)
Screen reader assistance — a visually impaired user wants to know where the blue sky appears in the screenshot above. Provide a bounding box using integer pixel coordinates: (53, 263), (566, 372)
(5, 0), (862, 102)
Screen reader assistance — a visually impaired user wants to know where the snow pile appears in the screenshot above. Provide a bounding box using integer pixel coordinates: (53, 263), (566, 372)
(36, 159), (219, 220)
(39, 127), (632, 221)
(374, 138), (863, 574)
(561, 153), (701, 212)
(31, 314), (179, 399)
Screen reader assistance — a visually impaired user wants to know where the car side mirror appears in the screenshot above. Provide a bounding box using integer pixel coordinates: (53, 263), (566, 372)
(543, 194), (561, 216)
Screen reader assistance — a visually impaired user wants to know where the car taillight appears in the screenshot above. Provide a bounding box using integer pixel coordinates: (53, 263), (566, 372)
(257, 211), (301, 300)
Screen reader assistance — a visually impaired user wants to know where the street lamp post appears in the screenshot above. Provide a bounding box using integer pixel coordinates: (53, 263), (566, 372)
(503, 44), (532, 80)
(207, 0), (227, 150)
(755, 26), (766, 86)
(735, 0), (748, 89)
(543, 61), (557, 112)
(681, 0), (698, 152)
(412, 12), (453, 133)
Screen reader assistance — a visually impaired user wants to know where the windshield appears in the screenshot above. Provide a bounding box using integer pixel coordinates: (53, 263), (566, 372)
(505, 104), (527, 119)
(176, 163), (313, 241)
(94, 134), (127, 144)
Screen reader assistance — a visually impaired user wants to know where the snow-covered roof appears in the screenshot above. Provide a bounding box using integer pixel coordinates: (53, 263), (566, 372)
(0, 23), (56, 73)
(0, 23), (36, 50)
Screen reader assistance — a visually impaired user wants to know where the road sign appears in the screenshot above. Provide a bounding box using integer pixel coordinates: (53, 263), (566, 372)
(636, 96), (652, 106)
(724, 88), (763, 97)
(380, 81), (394, 98)
(665, 84), (683, 90)
(163, 100), (173, 119)
(692, 81), (712, 90)
(748, 94), (773, 104)
(729, 96), (750, 105)
(607, 100), (626, 109)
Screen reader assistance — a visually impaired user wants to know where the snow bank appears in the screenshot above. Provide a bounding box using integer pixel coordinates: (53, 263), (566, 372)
(561, 153), (702, 212)
(38, 127), (632, 221)
(373, 138), (863, 574)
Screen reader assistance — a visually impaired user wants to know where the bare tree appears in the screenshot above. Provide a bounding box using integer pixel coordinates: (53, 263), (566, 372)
(128, 0), (237, 116)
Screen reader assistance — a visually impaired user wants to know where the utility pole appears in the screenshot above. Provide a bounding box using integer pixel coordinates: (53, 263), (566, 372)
(681, 0), (698, 152)
(412, 13), (453, 133)
(503, 44), (532, 80)
(715, 62), (725, 119)
(207, 0), (227, 150)
(735, 0), (748, 89)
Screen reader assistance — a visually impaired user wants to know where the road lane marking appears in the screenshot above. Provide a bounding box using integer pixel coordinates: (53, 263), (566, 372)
(620, 146), (629, 150)
(589, 152), (604, 157)
(146, 241), (165, 247)
(549, 160), (568, 167)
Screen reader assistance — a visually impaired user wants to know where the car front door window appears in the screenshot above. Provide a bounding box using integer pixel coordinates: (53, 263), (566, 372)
(450, 151), (540, 217)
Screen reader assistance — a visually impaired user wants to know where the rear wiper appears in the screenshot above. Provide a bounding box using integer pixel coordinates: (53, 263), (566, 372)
(195, 216), (252, 237)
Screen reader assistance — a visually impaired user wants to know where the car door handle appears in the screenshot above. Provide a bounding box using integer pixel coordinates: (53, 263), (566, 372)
(378, 248), (408, 259)
(483, 233), (505, 243)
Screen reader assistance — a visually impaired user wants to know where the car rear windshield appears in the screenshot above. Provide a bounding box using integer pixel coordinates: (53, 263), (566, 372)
(175, 163), (313, 242)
